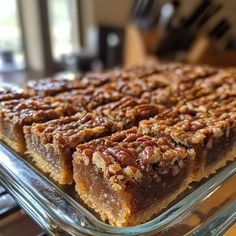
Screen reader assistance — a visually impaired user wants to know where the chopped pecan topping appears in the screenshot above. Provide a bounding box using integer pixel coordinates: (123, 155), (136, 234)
(92, 152), (111, 172)
(124, 166), (143, 180)
(95, 97), (162, 127)
(140, 146), (161, 165)
(105, 146), (136, 167)
(108, 163), (122, 174)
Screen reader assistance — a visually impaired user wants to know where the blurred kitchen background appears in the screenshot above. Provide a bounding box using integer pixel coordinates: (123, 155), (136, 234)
(1, 0), (236, 235)
(1, 0), (236, 85)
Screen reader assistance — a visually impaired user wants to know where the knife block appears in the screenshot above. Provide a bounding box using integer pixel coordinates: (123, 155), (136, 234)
(187, 34), (236, 67)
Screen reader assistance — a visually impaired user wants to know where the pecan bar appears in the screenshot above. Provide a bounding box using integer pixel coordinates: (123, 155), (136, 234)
(141, 69), (235, 107)
(24, 77), (90, 96)
(0, 88), (30, 101)
(116, 62), (216, 82)
(109, 76), (168, 97)
(24, 65), (163, 97)
(57, 86), (123, 111)
(73, 127), (196, 226)
(24, 66), (158, 97)
(139, 92), (236, 179)
(24, 112), (123, 184)
(0, 97), (78, 153)
(95, 96), (163, 128)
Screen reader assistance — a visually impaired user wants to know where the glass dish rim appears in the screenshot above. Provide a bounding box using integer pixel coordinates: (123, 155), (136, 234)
(0, 141), (235, 235)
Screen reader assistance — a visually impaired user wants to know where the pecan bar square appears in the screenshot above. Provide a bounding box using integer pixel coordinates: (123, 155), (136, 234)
(95, 96), (163, 128)
(0, 97), (78, 153)
(73, 127), (195, 226)
(139, 92), (236, 180)
(0, 88), (30, 102)
(24, 77), (89, 96)
(57, 86), (123, 111)
(24, 112), (123, 184)
(141, 69), (234, 107)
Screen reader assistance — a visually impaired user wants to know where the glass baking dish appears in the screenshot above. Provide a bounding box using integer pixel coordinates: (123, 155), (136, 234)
(0, 141), (235, 236)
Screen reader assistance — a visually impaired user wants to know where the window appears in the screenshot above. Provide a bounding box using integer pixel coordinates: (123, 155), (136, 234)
(47, 0), (80, 60)
(0, 0), (25, 71)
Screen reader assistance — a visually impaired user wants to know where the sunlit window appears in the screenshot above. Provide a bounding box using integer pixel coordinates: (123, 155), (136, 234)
(48, 0), (80, 60)
(0, 0), (25, 71)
